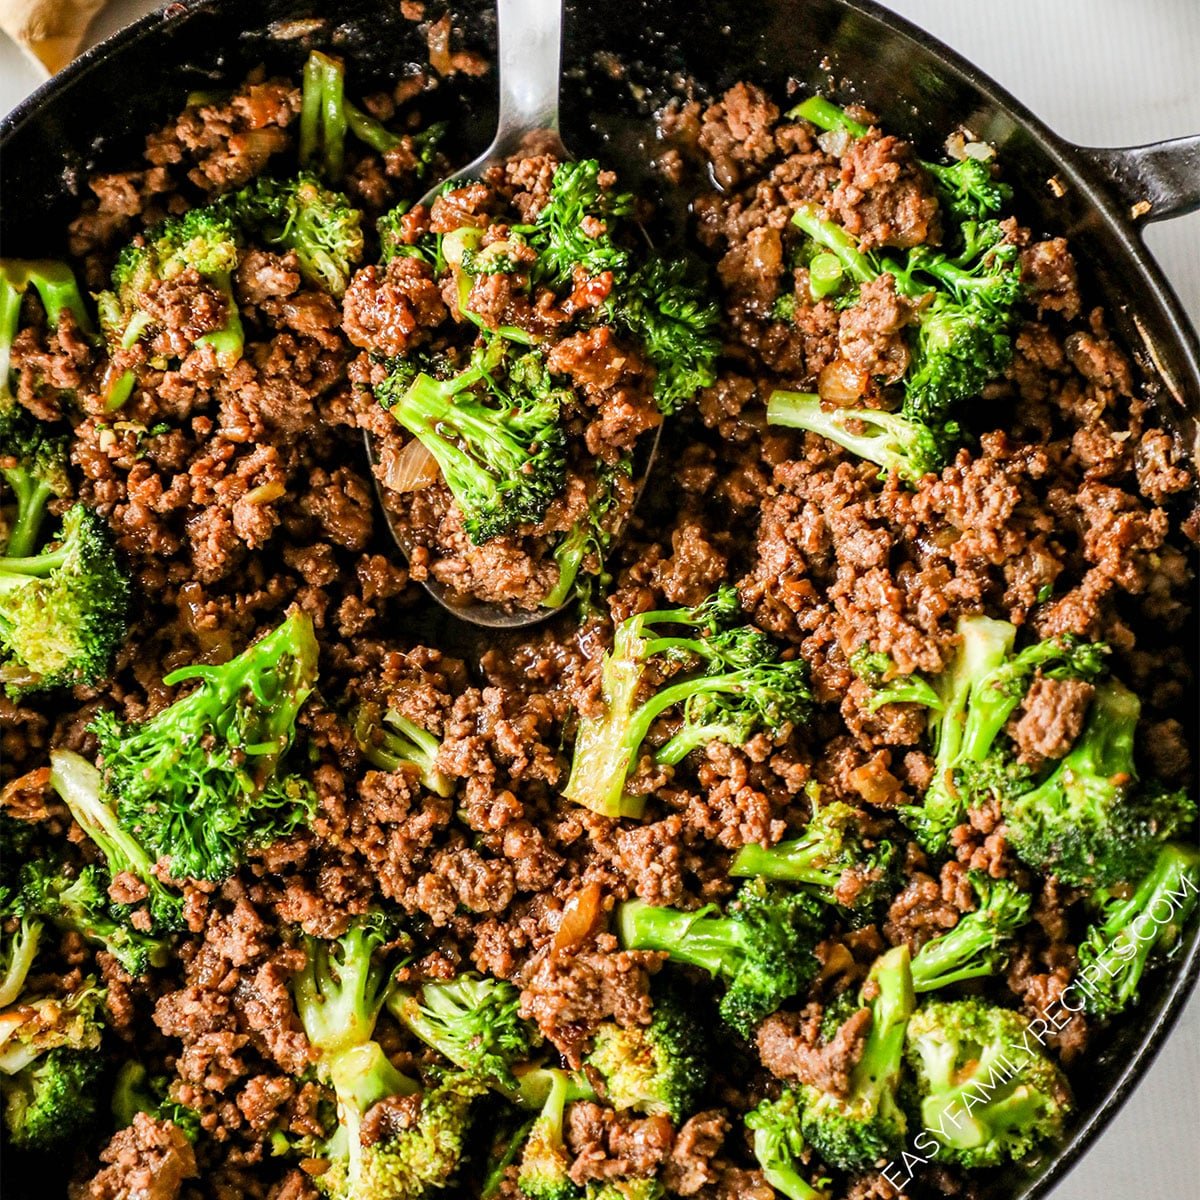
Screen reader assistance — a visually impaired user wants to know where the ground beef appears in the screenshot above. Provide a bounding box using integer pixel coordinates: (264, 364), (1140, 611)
(565, 1102), (675, 1184)
(756, 1003), (872, 1093)
(1009, 676), (1095, 766)
(73, 1114), (197, 1200)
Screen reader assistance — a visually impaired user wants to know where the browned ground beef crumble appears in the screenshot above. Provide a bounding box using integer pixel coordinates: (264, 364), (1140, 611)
(0, 51), (1196, 1200)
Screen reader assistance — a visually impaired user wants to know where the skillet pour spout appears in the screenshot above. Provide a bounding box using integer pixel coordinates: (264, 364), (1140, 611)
(1, 4), (1197, 1200)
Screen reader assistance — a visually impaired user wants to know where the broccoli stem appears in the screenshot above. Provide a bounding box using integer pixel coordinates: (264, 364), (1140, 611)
(543, 520), (589, 609)
(0, 272), (23, 403)
(789, 95), (869, 139)
(807, 252), (845, 300)
(766, 390), (942, 485)
(344, 99), (402, 154)
(0, 260), (97, 342)
(355, 706), (453, 798)
(729, 831), (842, 891)
(790, 204), (878, 285)
(300, 51), (347, 181)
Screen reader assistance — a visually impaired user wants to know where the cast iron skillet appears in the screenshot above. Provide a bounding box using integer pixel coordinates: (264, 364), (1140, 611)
(1, 2), (1198, 1197)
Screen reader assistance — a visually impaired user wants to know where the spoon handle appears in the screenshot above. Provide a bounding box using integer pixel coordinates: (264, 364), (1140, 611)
(491, 0), (563, 154)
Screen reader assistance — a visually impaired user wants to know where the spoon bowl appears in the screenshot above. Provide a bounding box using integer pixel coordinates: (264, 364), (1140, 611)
(365, 0), (659, 629)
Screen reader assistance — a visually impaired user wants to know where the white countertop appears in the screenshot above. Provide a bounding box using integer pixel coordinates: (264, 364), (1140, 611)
(1, 3), (1197, 1198)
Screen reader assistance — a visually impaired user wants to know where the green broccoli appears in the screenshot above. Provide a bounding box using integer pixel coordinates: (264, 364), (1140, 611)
(897, 616), (1017, 855)
(617, 879), (825, 1038)
(354, 702), (453, 798)
(2, 1046), (103, 1150)
(292, 914), (486, 1199)
(516, 1067), (579, 1200)
(111, 1060), (201, 1141)
(583, 1183), (665, 1200)
(0, 417), (71, 559)
(542, 458), (631, 611)
(0, 904), (42, 1009)
(387, 974), (538, 1095)
(0, 973), (105, 1074)
(766, 392), (948, 486)
(904, 999), (1071, 1167)
(0, 502), (128, 694)
(17, 858), (170, 978)
(1, 258), (97, 408)
(376, 342), (568, 545)
(1076, 842), (1200, 1017)
(798, 944), (914, 1170)
(48, 748), (184, 934)
(299, 49), (445, 184)
(788, 95), (1013, 224)
(585, 987), (707, 1123)
(849, 645), (942, 711)
(744, 1089), (831, 1200)
(97, 205), (244, 409)
(771, 202), (1021, 481)
(729, 800), (899, 915)
(614, 257), (721, 414)
(89, 610), (319, 883)
(1003, 681), (1196, 887)
(220, 173), (364, 296)
(564, 586), (811, 819)
(910, 874), (1031, 992)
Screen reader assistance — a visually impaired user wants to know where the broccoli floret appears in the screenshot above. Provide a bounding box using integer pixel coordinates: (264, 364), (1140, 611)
(744, 1089), (831, 1200)
(614, 257), (721, 414)
(2, 1046), (103, 1150)
(516, 1067), (579, 1200)
(354, 702), (453, 798)
(583, 1183), (665, 1200)
(111, 1061), (201, 1141)
(387, 974), (538, 1095)
(897, 616), (1017, 855)
(1, 418), (71, 559)
(1003, 681), (1196, 887)
(89, 610), (319, 883)
(17, 858), (169, 978)
(585, 987), (707, 1122)
(766, 391), (948, 486)
(528, 159), (634, 288)
(730, 801), (899, 916)
(376, 342), (568, 545)
(221, 173), (364, 296)
(798, 945), (914, 1170)
(0, 973), (105, 1074)
(542, 459), (631, 611)
(1, 259), (98, 408)
(904, 999), (1071, 1167)
(97, 205), (244, 409)
(910, 874), (1032, 992)
(293, 914), (485, 1199)
(564, 586), (811, 819)
(0, 503), (128, 694)
(48, 748), (184, 934)
(1076, 842), (1200, 1017)
(849, 645), (942, 711)
(617, 879), (825, 1038)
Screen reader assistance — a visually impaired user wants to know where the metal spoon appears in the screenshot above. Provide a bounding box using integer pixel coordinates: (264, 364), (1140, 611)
(365, 0), (658, 630)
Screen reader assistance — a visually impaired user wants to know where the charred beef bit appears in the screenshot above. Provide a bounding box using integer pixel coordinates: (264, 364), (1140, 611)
(884, 870), (965, 952)
(73, 1113), (198, 1200)
(949, 799), (1017, 879)
(342, 256), (448, 356)
(663, 1111), (730, 1196)
(144, 78), (301, 192)
(756, 1003), (871, 1093)
(1008, 676), (1095, 767)
(519, 934), (664, 1066)
(1019, 238), (1082, 321)
(827, 130), (941, 251)
(697, 83), (781, 190)
(565, 1101), (675, 1185)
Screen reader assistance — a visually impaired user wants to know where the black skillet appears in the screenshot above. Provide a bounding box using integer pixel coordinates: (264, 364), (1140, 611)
(1, 2), (1198, 1197)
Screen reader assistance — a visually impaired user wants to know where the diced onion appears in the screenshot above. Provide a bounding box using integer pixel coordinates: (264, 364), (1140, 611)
(552, 881), (602, 955)
(817, 358), (870, 405)
(384, 438), (439, 494)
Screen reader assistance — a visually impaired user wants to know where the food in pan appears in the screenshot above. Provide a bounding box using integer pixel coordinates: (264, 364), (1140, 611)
(1, 30), (1196, 1200)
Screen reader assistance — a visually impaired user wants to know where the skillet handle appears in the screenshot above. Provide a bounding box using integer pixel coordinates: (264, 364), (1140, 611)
(1074, 136), (1200, 225)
